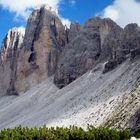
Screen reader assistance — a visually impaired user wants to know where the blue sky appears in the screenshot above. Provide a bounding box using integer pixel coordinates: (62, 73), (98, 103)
(59, 0), (113, 24)
(0, 9), (26, 46)
(0, 0), (140, 46)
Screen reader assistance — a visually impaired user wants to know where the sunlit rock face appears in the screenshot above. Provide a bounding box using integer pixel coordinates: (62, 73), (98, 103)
(14, 5), (68, 93)
(0, 28), (25, 96)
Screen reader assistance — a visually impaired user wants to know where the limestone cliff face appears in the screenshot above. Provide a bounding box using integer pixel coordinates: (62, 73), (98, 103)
(68, 23), (81, 42)
(122, 23), (140, 50)
(0, 28), (25, 96)
(54, 17), (140, 88)
(54, 17), (123, 88)
(54, 17), (102, 88)
(14, 5), (67, 93)
(99, 18), (123, 60)
(121, 24), (140, 59)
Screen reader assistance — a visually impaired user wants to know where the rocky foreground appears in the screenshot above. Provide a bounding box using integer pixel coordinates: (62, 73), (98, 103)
(0, 5), (140, 132)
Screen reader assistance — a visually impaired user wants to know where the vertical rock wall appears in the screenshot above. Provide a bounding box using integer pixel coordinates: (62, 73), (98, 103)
(0, 28), (25, 96)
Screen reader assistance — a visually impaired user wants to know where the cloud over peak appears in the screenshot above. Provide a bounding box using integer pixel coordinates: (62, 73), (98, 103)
(102, 0), (140, 27)
(0, 0), (72, 26)
(0, 0), (61, 18)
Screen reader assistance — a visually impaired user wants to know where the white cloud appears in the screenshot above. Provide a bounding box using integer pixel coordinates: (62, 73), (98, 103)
(0, 0), (61, 19)
(69, 0), (76, 7)
(16, 26), (25, 35)
(0, 0), (71, 27)
(102, 0), (140, 27)
(60, 16), (71, 27)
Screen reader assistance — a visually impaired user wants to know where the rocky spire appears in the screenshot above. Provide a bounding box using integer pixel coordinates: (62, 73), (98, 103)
(13, 5), (68, 94)
(1, 27), (25, 62)
(0, 27), (25, 96)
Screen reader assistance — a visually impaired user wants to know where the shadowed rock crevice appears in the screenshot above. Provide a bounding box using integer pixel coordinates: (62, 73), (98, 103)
(131, 48), (140, 59)
(28, 52), (36, 63)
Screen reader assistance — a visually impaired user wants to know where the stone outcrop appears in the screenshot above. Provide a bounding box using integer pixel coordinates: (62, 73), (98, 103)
(102, 57), (126, 74)
(131, 48), (140, 59)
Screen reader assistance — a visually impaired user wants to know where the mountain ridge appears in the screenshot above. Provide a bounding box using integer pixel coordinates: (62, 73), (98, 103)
(1, 6), (140, 95)
(0, 6), (140, 132)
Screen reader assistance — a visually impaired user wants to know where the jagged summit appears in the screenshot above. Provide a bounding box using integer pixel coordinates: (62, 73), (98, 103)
(34, 4), (58, 16)
(8, 27), (25, 36)
(1, 27), (25, 61)
(41, 4), (58, 15)
(2, 27), (25, 49)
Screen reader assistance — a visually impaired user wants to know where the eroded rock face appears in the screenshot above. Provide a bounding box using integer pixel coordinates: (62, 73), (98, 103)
(14, 5), (67, 93)
(68, 23), (81, 42)
(99, 18), (123, 60)
(0, 28), (25, 96)
(54, 17), (101, 88)
(54, 17), (124, 88)
(102, 23), (140, 73)
(54, 18), (140, 88)
(122, 24), (140, 50)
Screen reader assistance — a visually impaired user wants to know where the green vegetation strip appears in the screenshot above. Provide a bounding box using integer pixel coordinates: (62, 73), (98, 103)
(0, 125), (138, 140)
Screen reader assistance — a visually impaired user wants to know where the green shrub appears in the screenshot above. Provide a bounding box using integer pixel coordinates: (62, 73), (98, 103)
(0, 125), (134, 140)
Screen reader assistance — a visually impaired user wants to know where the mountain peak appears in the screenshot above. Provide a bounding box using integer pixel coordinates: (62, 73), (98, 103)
(34, 4), (58, 15)
(0, 9), (140, 132)
(9, 27), (25, 35)
(1, 27), (25, 54)
(42, 4), (58, 14)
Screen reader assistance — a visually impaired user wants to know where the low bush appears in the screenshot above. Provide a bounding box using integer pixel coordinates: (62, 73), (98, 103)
(0, 125), (135, 140)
